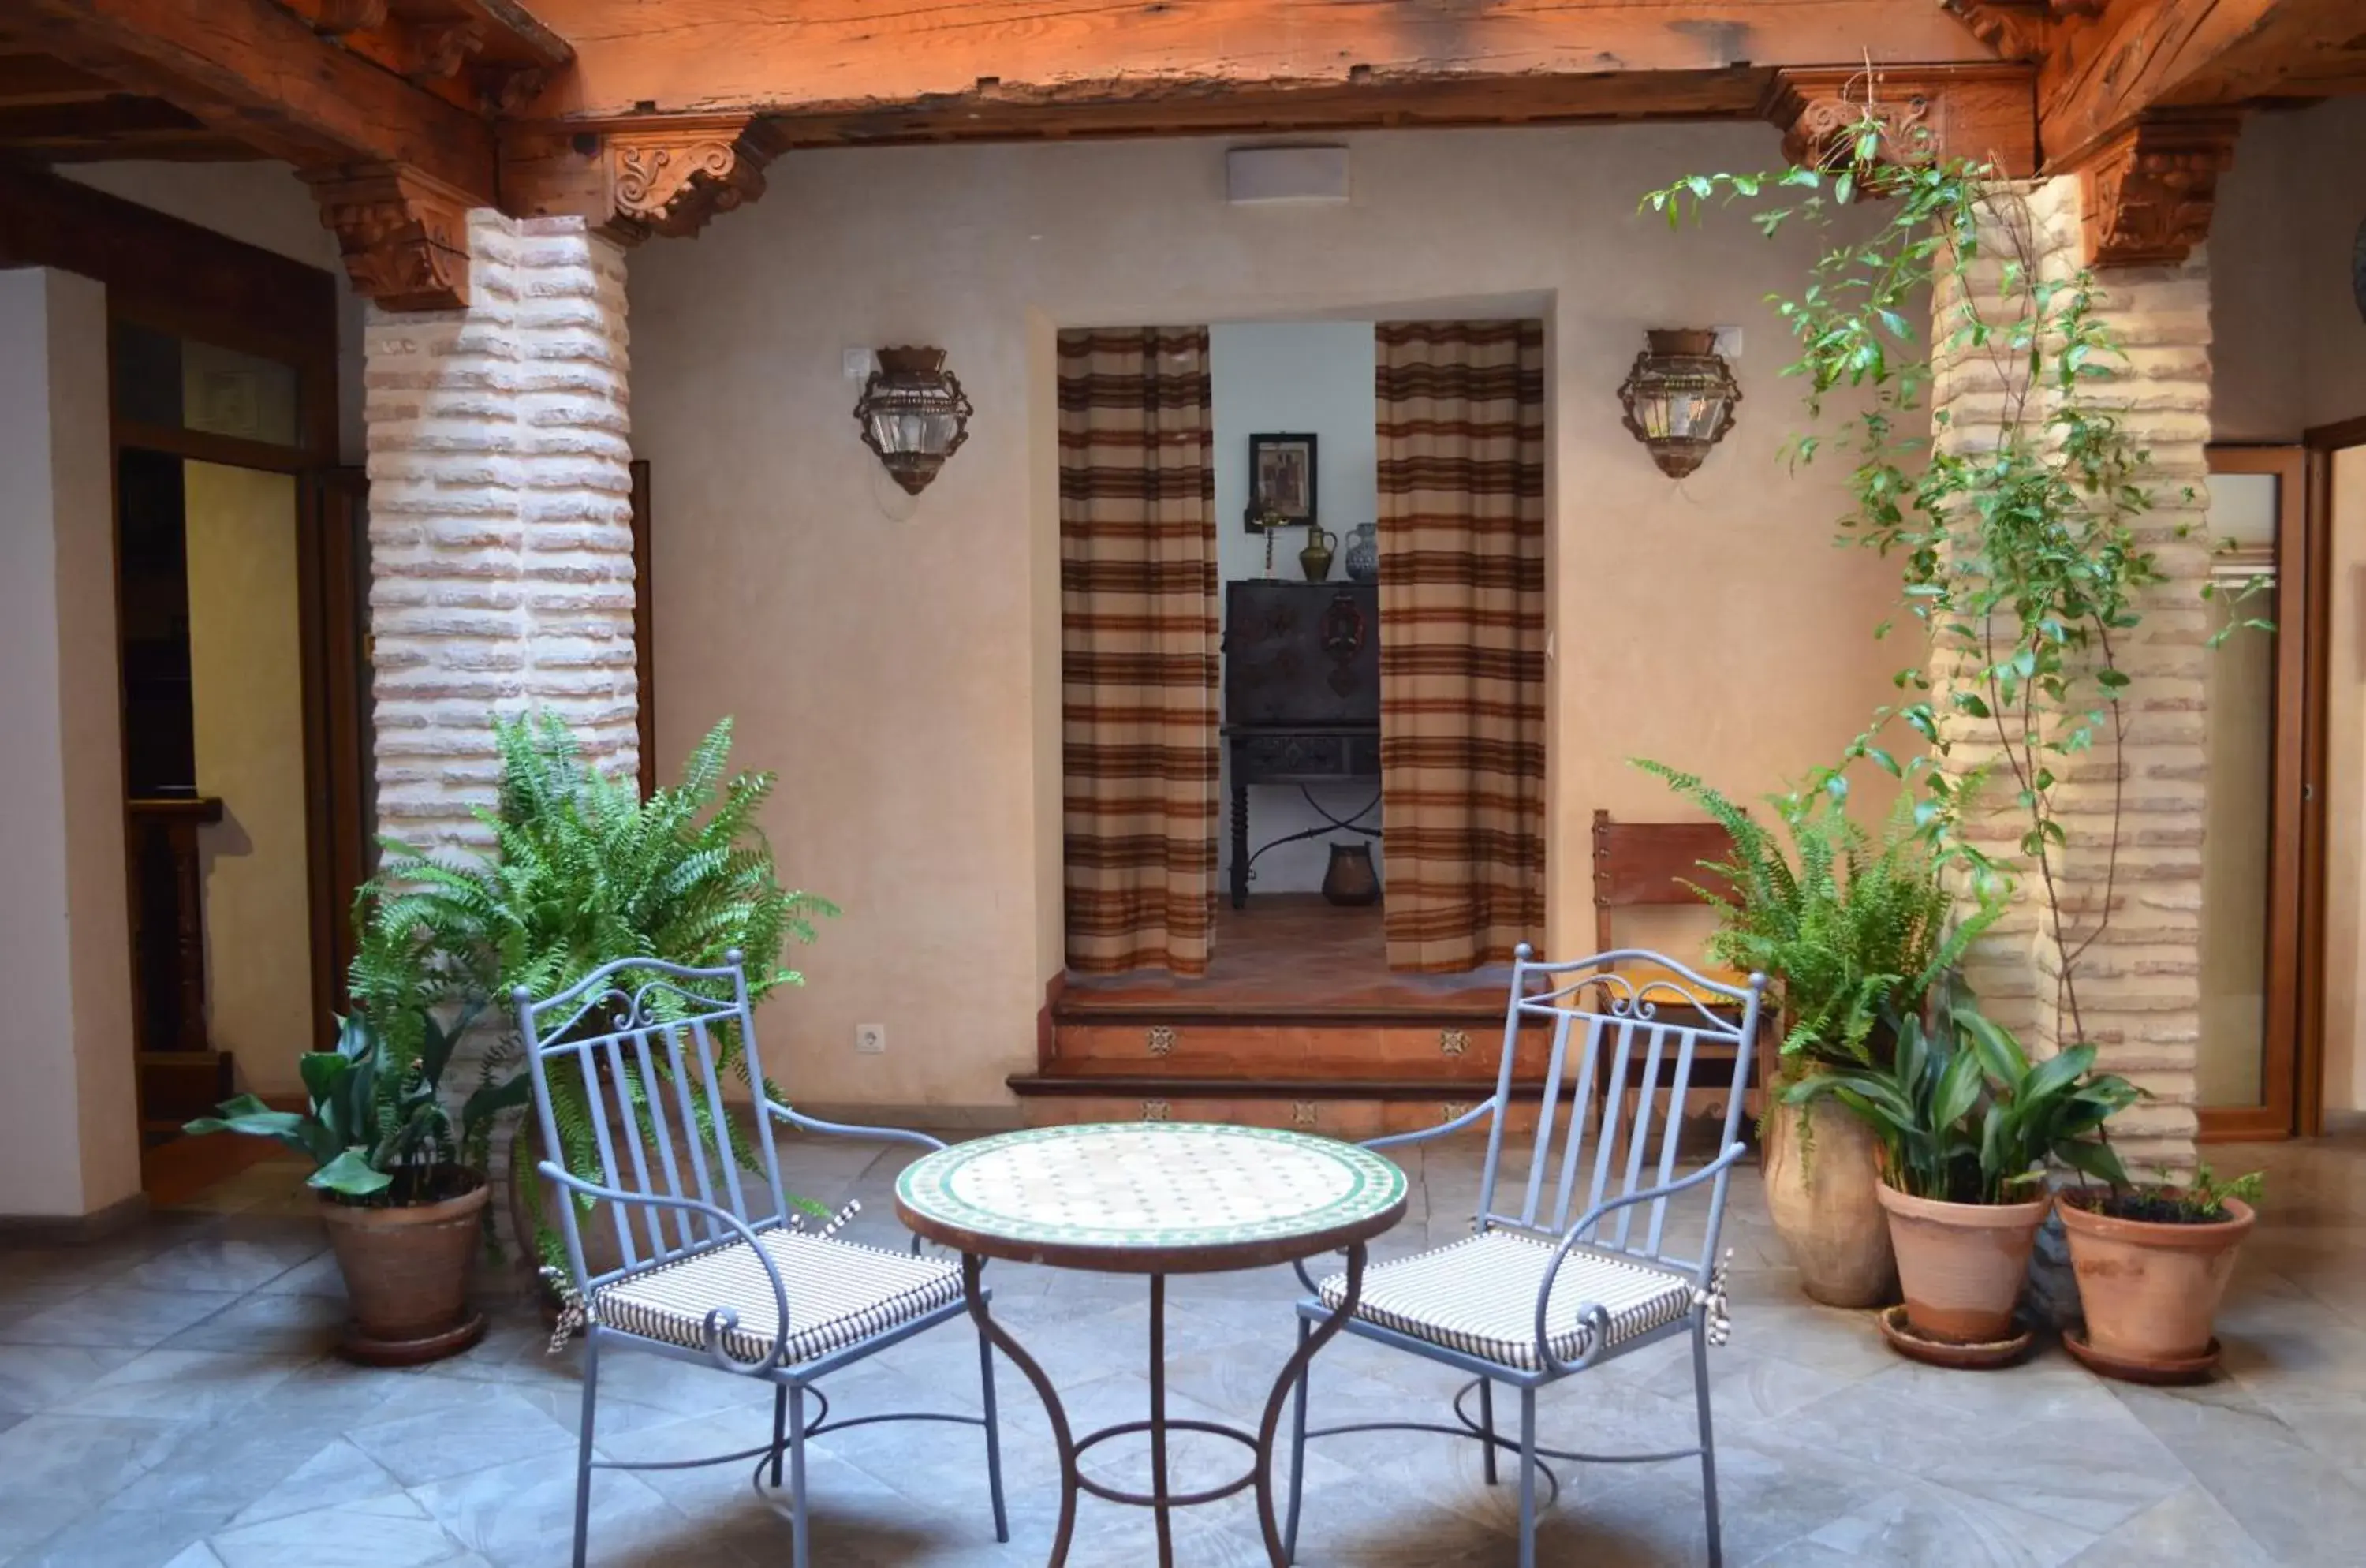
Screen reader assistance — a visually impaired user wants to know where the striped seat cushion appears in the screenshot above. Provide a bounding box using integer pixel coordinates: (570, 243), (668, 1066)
(595, 1230), (961, 1366)
(1319, 1231), (1696, 1372)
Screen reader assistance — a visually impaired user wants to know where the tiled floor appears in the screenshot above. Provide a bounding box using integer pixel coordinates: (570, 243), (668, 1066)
(2, 1131), (2361, 1567)
(1062, 898), (1507, 1014)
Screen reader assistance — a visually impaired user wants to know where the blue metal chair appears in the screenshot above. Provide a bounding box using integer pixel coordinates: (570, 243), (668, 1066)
(517, 954), (1008, 1568)
(1281, 946), (1766, 1568)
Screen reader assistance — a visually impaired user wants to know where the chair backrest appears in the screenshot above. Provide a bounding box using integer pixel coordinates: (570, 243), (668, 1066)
(1475, 946), (1764, 1279)
(1590, 809), (1734, 953)
(517, 953), (789, 1294)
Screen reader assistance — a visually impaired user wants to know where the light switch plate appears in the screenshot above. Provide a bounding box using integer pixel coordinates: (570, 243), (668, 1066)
(1713, 325), (1745, 360)
(843, 348), (875, 381)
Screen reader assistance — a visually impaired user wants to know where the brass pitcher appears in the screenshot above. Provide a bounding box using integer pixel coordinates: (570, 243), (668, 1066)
(1299, 525), (1337, 582)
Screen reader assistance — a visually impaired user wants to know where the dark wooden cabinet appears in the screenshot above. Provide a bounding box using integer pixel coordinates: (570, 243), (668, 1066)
(1221, 581), (1380, 908)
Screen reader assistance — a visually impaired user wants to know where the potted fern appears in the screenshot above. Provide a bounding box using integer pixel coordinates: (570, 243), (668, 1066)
(354, 714), (832, 1280)
(2058, 1165), (2260, 1380)
(186, 928), (502, 1364)
(1640, 760), (1996, 1308)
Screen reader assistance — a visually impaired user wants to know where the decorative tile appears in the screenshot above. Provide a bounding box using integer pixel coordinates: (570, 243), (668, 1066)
(1439, 1028), (1468, 1057)
(1293, 1101), (1319, 1129)
(1144, 1025), (1175, 1057)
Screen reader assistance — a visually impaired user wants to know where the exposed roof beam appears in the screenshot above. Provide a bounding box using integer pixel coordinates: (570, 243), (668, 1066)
(2039, 0), (2366, 165)
(520, 0), (2002, 121)
(6, 0), (497, 200)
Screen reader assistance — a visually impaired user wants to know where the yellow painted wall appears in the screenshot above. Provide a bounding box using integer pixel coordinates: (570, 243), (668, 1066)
(185, 461), (315, 1096)
(629, 124), (1908, 1111)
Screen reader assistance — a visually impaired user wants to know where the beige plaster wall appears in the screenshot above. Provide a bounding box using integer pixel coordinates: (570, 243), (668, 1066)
(2211, 98), (2366, 440)
(2326, 447), (2366, 1117)
(0, 269), (140, 1219)
(629, 125), (1905, 1110)
(185, 463), (315, 1096)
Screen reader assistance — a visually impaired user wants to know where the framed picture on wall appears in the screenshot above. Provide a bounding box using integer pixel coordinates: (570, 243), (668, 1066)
(1247, 432), (1319, 529)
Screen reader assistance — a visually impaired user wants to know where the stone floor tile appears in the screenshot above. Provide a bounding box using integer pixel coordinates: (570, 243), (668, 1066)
(12, 1505), (230, 1568)
(207, 1494), (476, 1568)
(409, 1450), (745, 1568)
(158, 1291), (345, 1356)
(0, 1342), (142, 1413)
(2112, 1379), (2366, 1567)
(57, 1348), (307, 1424)
(0, 1412), (182, 1557)
(345, 1382), (580, 1487)
(2060, 1482), (2278, 1566)
(1804, 1476), (2103, 1568)
(0, 1285), (244, 1349)
(119, 1235), (326, 1297)
(225, 1437), (408, 1529)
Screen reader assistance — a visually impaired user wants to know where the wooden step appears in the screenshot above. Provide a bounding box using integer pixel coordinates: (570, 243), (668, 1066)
(1047, 1014), (1558, 1083)
(1010, 1079), (1546, 1141)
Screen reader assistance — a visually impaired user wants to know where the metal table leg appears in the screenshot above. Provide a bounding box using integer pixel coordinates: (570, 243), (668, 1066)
(964, 1253), (1080, 1566)
(1257, 1241), (1364, 1565)
(1149, 1273), (1174, 1566)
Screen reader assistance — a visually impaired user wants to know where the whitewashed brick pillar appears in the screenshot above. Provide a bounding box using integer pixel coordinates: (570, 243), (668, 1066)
(1931, 177), (2210, 1178)
(363, 211), (636, 855)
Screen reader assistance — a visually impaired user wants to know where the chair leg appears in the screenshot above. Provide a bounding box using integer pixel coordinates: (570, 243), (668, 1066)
(1694, 1316), (1723, 1568)
(571, 1331), (599, 1568)
(1282, 1316), (1312, 1564)
(788, 1383), (811, 1568)
(1517, 1385), (1538, 1568)
(771, 1383), (789, 1488)
(1478, 1378), (1499, 1485)
(977, 1317), (1010, 1543)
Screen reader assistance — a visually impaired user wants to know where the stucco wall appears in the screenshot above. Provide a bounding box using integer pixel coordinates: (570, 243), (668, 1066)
(629, 124), (1909, 1111)
(2211, 98), (2366, 441)
(0, 269), (140, 1219)
(185, 463), (315, 1096)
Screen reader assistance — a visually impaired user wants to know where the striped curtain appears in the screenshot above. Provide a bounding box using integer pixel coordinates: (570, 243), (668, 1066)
(1375, 320), (1547, 973)
(1058, 327), (1219, 976)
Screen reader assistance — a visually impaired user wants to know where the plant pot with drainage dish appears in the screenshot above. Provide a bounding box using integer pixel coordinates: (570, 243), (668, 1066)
(2057, 1163), (2260, 1383)
(187, 995), (500, 1366)
(1789, 990), (2139, 1361)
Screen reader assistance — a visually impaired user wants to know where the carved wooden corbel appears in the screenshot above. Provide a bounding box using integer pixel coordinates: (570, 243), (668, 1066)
(407, 19), (487, 83)
(606, 123), (775, 241)
(1763, 65), (2036, 178)
(302, 161), (473, 311)
(500, 117), (781, 245)
(2073, 113), (2241, 269)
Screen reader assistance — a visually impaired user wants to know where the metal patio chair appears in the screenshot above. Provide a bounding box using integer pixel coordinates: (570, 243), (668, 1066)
(1280, 945), (1766, 1568)
(517, 954), (1008, 1568)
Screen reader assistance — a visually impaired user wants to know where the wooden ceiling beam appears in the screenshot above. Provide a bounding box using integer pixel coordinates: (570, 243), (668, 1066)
(4, 0), (497, 199)
(517, 0), (2001, 122)
(2034, 0), (2364, 267)
(1763, 62), (2038, 175)
(277, 0), (575, 116)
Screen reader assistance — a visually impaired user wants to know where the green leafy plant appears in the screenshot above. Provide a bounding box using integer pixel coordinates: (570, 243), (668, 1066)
(1637, 759), (1998, 1078)
(1640, 99), (2266, 1060)
(1787, 992), (2140, 1204)
(352, 713), (834, 1261)
(185, 999), (483, 1204)
(2074, 1163), (2264, 1225)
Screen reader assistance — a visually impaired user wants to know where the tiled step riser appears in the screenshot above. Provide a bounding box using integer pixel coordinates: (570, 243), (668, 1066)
(1050, 1021), (1551, 1081)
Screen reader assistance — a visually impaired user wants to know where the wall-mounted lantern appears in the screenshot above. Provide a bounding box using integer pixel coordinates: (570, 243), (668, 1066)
(853, 346), (972, 495)
(1617, 328), (1741, 479)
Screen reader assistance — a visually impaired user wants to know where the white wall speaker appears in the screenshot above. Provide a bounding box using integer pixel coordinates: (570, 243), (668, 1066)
(1226, 145), (1352, 205)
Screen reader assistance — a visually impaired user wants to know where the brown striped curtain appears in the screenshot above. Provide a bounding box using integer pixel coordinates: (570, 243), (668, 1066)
(1058, 327), (1219, 976)
(1376, 319), (1547, 973)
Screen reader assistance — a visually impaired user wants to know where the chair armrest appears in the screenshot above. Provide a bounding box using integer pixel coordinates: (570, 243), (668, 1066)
(1360, 1095), (1501, 1153)
(539, 1163), (793, 1375)
(1531, 1141), (1748, 1376)
(767, 1103), (947, 1153)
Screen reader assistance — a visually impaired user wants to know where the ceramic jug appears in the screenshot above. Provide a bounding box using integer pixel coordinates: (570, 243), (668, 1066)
(1344, 522), (1379, 582)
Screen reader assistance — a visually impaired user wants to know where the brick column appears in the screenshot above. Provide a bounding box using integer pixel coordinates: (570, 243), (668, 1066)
(1929, 177), (2210, 1178)
(363, 211), (636, 855)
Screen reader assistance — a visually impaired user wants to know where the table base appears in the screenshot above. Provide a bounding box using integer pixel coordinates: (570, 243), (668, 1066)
(961, 1245), (1368, 1567)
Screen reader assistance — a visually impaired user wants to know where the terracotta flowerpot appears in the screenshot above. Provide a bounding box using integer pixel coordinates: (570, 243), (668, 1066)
(1876, 1182), (2049, 1344)
(1762, 1099), (1898, 1307)
(319, 1167), (488, 1366)
(2058, 1192), (2254, 1365)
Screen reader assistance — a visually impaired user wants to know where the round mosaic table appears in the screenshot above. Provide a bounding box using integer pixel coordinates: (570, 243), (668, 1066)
(896, 1122), (1408, 1567)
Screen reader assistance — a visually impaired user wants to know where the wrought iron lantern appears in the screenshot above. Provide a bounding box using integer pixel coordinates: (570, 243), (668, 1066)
(1616, 328), (1741, 479)
(853, 346), (972, 495)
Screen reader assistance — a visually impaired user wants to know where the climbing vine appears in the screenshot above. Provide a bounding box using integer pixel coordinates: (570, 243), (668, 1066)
(1644, 106), (2262, 1046)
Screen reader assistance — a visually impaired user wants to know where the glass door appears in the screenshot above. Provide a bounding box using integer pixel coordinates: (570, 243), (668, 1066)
(2197, 448), (2306, 1139)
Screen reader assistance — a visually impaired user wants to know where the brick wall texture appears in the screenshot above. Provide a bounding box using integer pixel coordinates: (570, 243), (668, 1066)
(363, 210), (637, 857)
(1930, 176), (2209, 1178)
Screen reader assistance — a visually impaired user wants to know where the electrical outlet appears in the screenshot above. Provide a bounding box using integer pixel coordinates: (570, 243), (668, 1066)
(854, 1023), (886, 1055)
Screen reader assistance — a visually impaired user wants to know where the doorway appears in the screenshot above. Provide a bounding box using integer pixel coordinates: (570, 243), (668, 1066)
(109, 311), (365, 1149)
(2304, 420), (2366, 1136)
